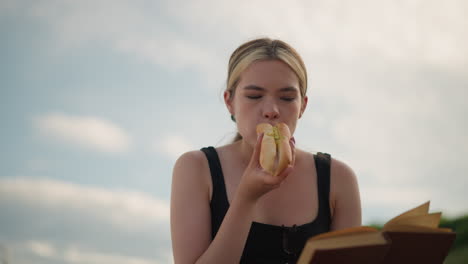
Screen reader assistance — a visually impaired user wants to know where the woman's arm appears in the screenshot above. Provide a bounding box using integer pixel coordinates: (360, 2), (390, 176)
(170, 150), (213, 263)
(171, 150), (257, 264)
(171, 136), (294, 264)
(329, 158), (362, 230)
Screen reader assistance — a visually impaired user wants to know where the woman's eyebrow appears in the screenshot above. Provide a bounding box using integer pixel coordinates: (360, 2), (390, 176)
(279, 87), (298, 92)
(243, 85), (265, 91)
(243, 85), (298, 92)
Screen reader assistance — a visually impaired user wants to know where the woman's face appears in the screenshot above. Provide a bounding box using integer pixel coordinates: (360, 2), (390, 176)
(225, 59), (308, 147)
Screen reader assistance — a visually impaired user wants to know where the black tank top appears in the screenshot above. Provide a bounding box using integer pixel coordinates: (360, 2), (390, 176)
(200, 146), (332, 264)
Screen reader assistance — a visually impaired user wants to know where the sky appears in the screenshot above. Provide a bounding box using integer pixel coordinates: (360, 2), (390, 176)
(1, 0), (467, 263)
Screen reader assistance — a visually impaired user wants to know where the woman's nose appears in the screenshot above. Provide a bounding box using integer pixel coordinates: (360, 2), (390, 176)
(264, 111), (279, 119)
(263, 105), (280, 119)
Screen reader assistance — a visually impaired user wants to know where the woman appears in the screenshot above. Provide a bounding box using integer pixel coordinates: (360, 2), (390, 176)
(171, 38), (361, 263)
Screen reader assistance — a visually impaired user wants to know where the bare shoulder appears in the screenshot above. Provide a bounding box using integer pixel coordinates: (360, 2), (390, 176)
(329, 156), (362, 228)
(173, 149), (208, 173)
(172, 149), (211, 197)
(330, 157), (358, 184)
(329, 156), (360, 203)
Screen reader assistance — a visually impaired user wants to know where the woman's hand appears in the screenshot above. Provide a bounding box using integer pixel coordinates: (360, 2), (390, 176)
(236, 133), (296, 204)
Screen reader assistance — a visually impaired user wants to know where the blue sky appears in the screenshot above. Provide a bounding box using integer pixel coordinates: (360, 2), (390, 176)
(1, 0), (467, 263)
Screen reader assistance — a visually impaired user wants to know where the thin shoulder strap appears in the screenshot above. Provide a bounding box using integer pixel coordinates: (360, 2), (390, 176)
(200, 146), (229, 239)
(314, 152), (332, 225)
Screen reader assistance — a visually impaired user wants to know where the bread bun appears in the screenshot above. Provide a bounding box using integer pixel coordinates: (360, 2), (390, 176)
(256, 123), (292, 176)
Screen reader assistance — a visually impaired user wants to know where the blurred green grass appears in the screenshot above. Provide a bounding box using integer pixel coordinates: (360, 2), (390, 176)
(441, 215), (468, 264)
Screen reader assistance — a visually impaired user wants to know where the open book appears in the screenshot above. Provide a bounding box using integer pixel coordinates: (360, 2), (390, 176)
(297, 201), (456, 264)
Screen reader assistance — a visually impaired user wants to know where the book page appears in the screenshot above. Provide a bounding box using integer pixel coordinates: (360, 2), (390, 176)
(384, 212), (441, 230)
(385, 201), (430, 225)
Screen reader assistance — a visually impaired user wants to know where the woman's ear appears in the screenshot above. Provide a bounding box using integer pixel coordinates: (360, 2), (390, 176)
(224, 90), (234, 115)
(299, 95), (308, 118)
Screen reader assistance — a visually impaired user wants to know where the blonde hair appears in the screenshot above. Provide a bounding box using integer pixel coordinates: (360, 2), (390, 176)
(226, 38), (308, 142)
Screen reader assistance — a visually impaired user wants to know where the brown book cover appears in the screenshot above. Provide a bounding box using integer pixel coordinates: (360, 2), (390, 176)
(297, 227), (390, 264)
(308, 244), (390, 264)
(298, 201), (456, 264)
(381, 231), (456, 264)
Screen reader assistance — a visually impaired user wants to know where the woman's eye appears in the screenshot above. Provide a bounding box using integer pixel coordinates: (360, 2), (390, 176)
(246, 95), (262, 99)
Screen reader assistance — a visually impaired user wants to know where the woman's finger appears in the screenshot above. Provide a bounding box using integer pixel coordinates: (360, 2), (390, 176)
(249, 132), (264, 167)
(289, 136), (296, 167)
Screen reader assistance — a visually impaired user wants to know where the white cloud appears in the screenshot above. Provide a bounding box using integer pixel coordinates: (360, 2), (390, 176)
(0, 177), (172, 263)
(34, 112), (131, 153)
(156, 135), (195, 161)
(19, 0), (225, 87)
(17, 240), (169, 264)
(115, 33), (222, 79)
(25, 240), (57, 258)
(360, 182), (468, 224)
(152, 108), (240, 162)
(0, 177), (169, 231)
(361, 185), (430, 208)
(62, 245), (161, 264)
(326, 66), (468, 182)
(165, 0), (468, 68)
(10, 0), (467, 92)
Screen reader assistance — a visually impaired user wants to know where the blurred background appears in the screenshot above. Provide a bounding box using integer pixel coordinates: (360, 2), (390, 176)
(1, 0), (467, 263)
